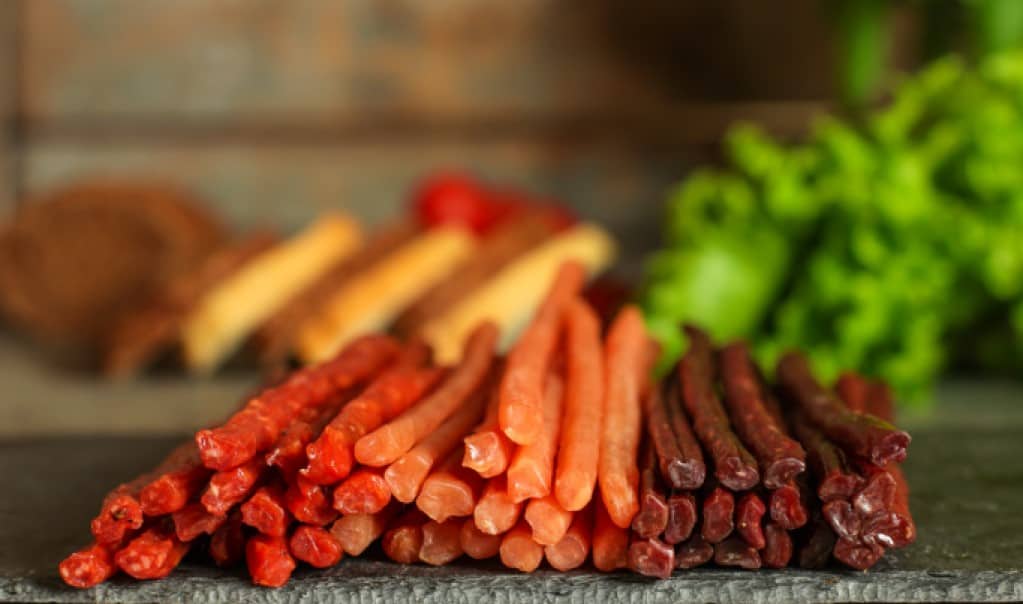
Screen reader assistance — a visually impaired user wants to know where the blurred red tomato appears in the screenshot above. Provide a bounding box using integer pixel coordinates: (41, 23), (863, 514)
(411, 173), (495, 235)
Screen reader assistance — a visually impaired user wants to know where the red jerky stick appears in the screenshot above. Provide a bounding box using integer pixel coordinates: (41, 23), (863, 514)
(210, 511), (245, 568)
(246, 534), (296, 588)
(678, 326), (759, 491)
(499, 517), (544, 573)
(852, 460), (896, 517)
(662, 374), (707, 490)
(387, 372), (490, 502)
(664, 492), (698, 545)
(172, 503), (226, 542)
(789, 409), (864, 501)
(598, 306), (650, 528)
(769, 480), (809, 530)
(241, 482), (292, 537)
(835, 371), (870, 413)
(763, 522), (793, 569)
(735, 492), (766, 549)
(301, 357), (442, 485)
(554, 298), (605, 511)
(329, 501), (401, 557)
(59, 542), (117, 589)
(265, 392), (349, 477)
(474, 476), (523, 536)
(500, 261), (585, 445)
(139, 443), (211, 516)
(631, 441), (669, 539)
(332, 467), (392, 515)
(382, 508), (427, 564)
(201, 458), (265, 516)
(701, 481), (735, 544)
(289, 525), (343, 568)
(823, 499), (862, 541)
(357, 323), (498, 466)
(713, 535), (762, 570)
(646, 379), (705, 491)
(797, 508), (838, 569)
(284, 475), (337, 526)
(420, 518), (464, 566)
(507, 373), (564, 503)
(525, 495), (573, 546)
(777, 352), (909, 466)
(544, 503), (593, 571)
(198, 334), (400, 471)
(676, 533), (714, 569)
(115, 523), (190, 580)
(863, 465), (916, 549)
(833, 537), (884, 571)
(463, 389), (515, 479)
(416, 445), (484, 522)
(628, 535), (675, 579)
(460, 518), (503, 560)
(719, 342), (806, 488)
(592, 493), (629, 572)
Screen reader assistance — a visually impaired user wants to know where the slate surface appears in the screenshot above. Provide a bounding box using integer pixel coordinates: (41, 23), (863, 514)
(2, 386), (1023, 603)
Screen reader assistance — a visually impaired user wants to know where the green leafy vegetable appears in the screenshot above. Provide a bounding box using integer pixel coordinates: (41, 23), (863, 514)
(643, 51), (1023, 405)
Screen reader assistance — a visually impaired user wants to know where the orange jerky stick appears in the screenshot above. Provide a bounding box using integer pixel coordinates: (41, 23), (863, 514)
(172, 503), (226, 542)
(386, 376), (490, 502)
(356, 323), (498, 466)
(265, 392), (349, 477)
(59, 542), (117, 589)
(507, 374), (564, 503)
(197, 334), (400, 471)
(544, 502), (593, 571)
(525, 495), (574, 546)
(592, 493), (629, 572)
(241, 482), (291, 537)
(500, 261), (585, 445)
(329, 501), (401, 557)
(419, 519), (464, 566)
(289, 525), (343, 568)
(115, 523), (190, 580)
(332, 467), (392, 515)
(139, 444), (211, 516)
(246, 534), (296, 588)
(462, 389), (515, 478)
(301, 350), (441, 485)
(598, 305), (649, 529)
(554, 298), (605, 511)
(416, 446), (484, 522)
(201, 458), (265, 516)
(499, 518), (544, 573)
(474, 476), (523, 535)
(460, 518), (503, 560)
(209, 511), (245, 568)
(382, 508), (428, 564)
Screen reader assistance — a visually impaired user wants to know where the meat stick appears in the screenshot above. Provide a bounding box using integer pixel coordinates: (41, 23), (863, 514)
(474, 476), (523, 536)
(544, 502), (593, 571)
(460, 518), (503, 560)
(499, 518), (544, 573)
(416, 445), (484, 522)
(507, 373), (564, 503)
(525, 495), (573, 546)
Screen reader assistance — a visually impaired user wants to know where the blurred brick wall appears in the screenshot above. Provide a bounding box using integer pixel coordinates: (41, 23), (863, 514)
(1, 0), (844, 261)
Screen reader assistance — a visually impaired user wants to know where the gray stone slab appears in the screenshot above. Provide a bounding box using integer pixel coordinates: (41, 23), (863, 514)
(2, 389), (1023, 602)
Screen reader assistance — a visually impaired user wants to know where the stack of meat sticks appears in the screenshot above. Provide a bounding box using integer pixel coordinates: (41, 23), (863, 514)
(59, 260), (915, 589)
(625, 325), (915, 577)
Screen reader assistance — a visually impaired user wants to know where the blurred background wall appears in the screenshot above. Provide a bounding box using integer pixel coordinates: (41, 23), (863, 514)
(0, 0), (910, 256)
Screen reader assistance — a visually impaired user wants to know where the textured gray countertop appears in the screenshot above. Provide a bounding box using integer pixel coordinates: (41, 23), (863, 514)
(1, 381), (1022, 602)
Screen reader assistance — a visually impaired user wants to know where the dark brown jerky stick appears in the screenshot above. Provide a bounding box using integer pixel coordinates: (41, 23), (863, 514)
(788, 409), (864, 501)
(678, 326), (758, 491)
(777, 352), (909, 466)
(735, 492), (766, 549)
(823, 500), (862, 541)
(713, 535), (762, 569)
(833, 537), (884, 570)
(664, 493), (697, 545)
(649, 378), (705, 490)
(834, 372), (870, 413)
(627, 535), (675, 579)
(762, 522), (793, 569)
(718, 342), (806, 488)
(675, 533), (714, 569)
(632, 441), (669, 539)
(797, 507), (837, 569)
(861, 382), (915, 549)
(700, 480), (735, 544)
(769, 480), (808, 530)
